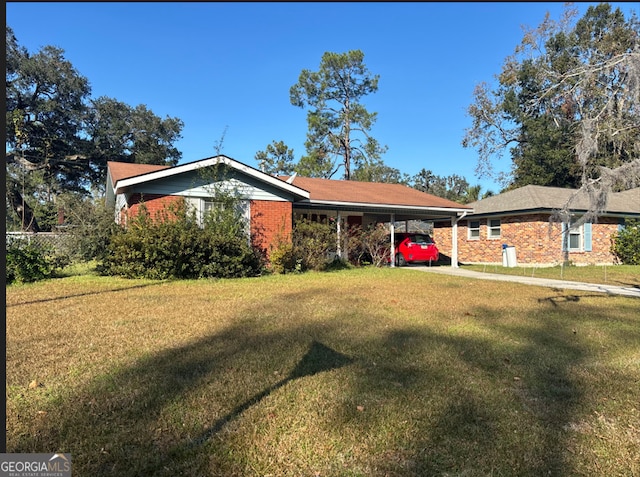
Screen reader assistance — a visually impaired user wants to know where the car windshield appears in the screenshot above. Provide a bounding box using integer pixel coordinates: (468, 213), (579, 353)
(410, 234), (433, 244)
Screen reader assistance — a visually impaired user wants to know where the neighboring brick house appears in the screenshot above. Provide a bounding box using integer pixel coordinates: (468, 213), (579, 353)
(106, 155), (471, 261)
(433, 185), (640, 266)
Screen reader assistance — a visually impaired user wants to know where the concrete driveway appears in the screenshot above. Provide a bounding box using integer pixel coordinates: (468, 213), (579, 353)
(408, 265), (640, 298)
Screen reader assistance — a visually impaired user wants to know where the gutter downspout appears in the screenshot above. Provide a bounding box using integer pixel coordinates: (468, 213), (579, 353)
(452, 211), (468, 268)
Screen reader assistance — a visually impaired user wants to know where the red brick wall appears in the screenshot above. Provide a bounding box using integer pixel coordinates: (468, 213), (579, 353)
(123, 195), (292, 256)
(433, 214), (619, 265)
(571, 219), (619, 265)
(250, 200), (293, 256)
(124, 194), (184, 224)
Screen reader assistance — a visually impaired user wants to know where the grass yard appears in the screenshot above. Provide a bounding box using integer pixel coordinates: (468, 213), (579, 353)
(6, 267), (640, 476)
(462, 263), (640, 288)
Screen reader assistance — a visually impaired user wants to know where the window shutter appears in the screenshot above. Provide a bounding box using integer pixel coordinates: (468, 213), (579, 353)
(618, 218), (626, 232)
(562, 222), (568, 252)
(584, 222), (592, 252)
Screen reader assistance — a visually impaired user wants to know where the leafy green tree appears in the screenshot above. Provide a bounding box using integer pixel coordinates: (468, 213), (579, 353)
(463, 4), (640, 219)
(464, 185), (482, 203)
(351, 157), (408, 183)
(55, 193), (122, 262)
(254, 140), (296, 175)
(85, 97), (183, 191)
(411, 169), (470, 203)
(290, 50), (387, 180)
(6, 26), (184, 231)
(292, 218), (336, 271)
(6, 26), (92, 230)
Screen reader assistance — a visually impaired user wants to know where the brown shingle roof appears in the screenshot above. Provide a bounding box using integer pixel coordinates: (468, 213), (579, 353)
(284, 176), (471, 209)
(468, 184), (640, 215)
(106, 160), (470, 210)
(107, 161), (171, 187)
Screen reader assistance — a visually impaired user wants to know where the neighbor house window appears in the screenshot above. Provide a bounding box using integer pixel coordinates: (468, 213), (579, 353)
(562, 221), (592, 252)
(468, 220), (480, 240)
(568, 224), (582, 251)
(488, 219), (501, 239)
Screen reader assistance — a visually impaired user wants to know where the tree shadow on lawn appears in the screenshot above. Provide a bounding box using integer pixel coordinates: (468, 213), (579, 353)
(188, 340), (354, 449)
(7, 281), (169, 307)
(9, 286), (634, 476)
(11, 324), (341, 474)
(348, 297), (635, 476)
(9, 286), (361, 476)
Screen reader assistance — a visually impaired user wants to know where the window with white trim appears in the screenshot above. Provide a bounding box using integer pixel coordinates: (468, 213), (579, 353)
(203, 199), (224, 217)
(563, 221), (592, 252)
(568, 224), (582, 251)
(200, 198), (250, 236)
(468, 220), (480, 240)
(488, 219), (501, 239)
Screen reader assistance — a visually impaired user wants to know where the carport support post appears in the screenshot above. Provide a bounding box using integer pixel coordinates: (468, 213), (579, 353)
(390, 213), (395, 267)
(451, 216), (458, 268)
(336, 211), (342, 259)
(451, 211), (467, 268)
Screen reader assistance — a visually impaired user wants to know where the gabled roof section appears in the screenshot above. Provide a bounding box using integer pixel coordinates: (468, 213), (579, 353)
(107, 161), (171, 189)
(107, 155), (310, 199)
(468, 184), (640, 216)
(281, 176), (472, 211)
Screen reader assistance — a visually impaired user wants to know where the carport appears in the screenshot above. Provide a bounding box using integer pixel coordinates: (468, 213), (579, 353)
(284, 176), (473, 267)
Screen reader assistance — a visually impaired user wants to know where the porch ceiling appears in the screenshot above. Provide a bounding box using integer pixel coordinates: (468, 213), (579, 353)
(292, 202), (467, 222)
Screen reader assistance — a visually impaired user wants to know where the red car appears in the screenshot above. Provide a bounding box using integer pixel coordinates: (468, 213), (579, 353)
(391, 233), (439, 266)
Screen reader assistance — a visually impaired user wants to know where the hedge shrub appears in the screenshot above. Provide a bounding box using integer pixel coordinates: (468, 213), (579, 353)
(99, 199), (263, 279)
(292, 218), (337, 271)
(6, 240), (69, 284)
(610, 219), (640, 265)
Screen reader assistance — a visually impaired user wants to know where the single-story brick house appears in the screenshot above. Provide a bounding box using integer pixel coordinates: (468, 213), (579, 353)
(106, 155), (471, 264)
(432, 184), (640, 266)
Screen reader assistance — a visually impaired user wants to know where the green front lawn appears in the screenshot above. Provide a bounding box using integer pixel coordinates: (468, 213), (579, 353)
(6, 268), (640, 476)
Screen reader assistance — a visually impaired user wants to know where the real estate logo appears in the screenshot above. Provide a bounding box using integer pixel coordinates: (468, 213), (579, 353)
(0, 453), (71, 477)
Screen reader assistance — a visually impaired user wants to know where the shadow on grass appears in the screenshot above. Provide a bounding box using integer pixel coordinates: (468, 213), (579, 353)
(353, 297), (603, 476)
(8, 283), (636, 476)
(6, 281), (169, 307)
(8, 285), (358, 476)
(538, 293), (585, 306)
(614, 280), (640, 289)
(188, 340), (353, 448)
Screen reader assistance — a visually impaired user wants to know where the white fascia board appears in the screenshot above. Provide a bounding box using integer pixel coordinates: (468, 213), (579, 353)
(301, 199), (472, 214)
(114, 156), (310, 199)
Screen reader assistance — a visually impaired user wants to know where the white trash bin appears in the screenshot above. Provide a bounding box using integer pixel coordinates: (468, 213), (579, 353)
(502, 245), (517, 267)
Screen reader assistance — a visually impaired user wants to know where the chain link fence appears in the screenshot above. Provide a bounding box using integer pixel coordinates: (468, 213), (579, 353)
(6, 231), (77, 256)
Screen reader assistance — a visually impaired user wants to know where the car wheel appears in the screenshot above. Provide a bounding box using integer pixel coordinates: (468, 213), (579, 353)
(396, 253), (407, 267)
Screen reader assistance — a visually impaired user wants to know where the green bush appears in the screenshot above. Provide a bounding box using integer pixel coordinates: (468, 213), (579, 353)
(66, 199), (122, 262)
(269, 240), (299, 274)
(99, 199), (263, 279)
(292, 218), (337, 271)
(346, 223), (391, 267)
(5, 240), (66, 284)
(610, 219), (640, 265)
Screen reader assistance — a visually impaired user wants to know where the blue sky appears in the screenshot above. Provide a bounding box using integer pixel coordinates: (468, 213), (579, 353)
(7, 2), (638, 193)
